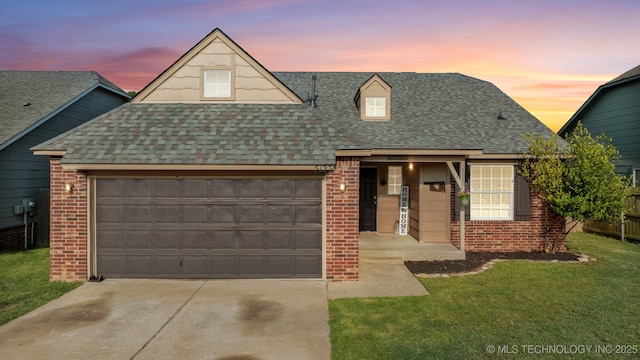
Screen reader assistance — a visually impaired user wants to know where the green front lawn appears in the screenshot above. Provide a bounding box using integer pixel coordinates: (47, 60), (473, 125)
(329, 233), (640, 359)
(0, 248), (81, 326)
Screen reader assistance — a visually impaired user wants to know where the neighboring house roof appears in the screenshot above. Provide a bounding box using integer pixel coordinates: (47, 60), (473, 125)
(0, 71), (129, 150)
(558, 64), (640, 135)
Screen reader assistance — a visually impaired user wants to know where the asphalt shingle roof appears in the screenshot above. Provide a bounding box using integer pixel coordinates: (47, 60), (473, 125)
(35, 103), (356, 165)
(275, 72), (555, 154)
(34, 71), (558, 166)
(0, 70), (127, 147)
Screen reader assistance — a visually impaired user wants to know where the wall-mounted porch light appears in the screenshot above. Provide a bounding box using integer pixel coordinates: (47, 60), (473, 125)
(339, 182), (346, 195)
(65, 183), (74, 193)
(409, 163), (414, 170)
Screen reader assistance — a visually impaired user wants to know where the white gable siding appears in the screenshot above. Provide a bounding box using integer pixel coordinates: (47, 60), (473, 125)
(142, 38), (295, 103)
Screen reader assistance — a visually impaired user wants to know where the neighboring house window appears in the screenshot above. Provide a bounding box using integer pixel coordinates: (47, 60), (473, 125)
(388, 165), (402, 195)
(203, 68), (232, 98)
(634, 168), (640, 188)
(365, 97), (386, 118)
(469, 165), (514, 220)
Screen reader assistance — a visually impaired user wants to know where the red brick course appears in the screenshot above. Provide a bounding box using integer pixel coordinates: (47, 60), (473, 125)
(452, 194), (565, 252)
(49, 157), (88, 281)
(325, 157), (360, 281)
(0, 224), (35, 251)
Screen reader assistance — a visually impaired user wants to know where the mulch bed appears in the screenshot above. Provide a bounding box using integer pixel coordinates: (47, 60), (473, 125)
(405, 251), (580, 275)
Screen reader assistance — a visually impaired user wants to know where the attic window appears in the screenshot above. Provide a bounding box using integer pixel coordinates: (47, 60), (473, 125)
(202, 67), (234, 99)
(365, 97), (386, 117)
(355, 74), (391, 120)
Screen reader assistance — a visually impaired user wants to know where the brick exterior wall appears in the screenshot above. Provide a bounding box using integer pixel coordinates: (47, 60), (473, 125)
(0, 224), (35, 251)
(451, 194), (566, 252)
(49, 157), (88, 281)
(325, 157), (360, 281)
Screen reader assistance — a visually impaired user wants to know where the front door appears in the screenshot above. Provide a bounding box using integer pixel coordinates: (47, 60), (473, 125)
(359, 168), (377, 231)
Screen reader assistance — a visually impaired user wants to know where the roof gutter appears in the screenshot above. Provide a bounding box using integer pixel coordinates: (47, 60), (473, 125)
(55, 163), (323, 171)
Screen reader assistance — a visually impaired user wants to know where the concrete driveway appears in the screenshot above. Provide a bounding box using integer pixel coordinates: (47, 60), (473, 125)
(0, 279), (330, 360)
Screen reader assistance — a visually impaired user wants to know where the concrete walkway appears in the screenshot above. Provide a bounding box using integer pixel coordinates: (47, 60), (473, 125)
(328, 233), (462, 299)
(0, 279), (330, 360)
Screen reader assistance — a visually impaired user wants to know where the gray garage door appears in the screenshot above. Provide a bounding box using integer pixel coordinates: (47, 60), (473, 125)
(96, 178), (322, 278)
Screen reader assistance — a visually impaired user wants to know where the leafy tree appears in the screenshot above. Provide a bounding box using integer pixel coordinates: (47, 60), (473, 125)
(520, 122), (632, 248)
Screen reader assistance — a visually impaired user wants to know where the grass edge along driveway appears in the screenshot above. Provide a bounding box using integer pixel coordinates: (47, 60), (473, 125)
(329, 233), (640, 359)
(0, 248), (81, 326)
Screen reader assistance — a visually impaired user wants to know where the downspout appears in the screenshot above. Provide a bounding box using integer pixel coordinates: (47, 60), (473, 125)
(23, 211), (27, 249)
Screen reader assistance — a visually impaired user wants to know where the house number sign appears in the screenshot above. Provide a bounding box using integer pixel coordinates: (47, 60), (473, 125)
(399, 186), (409, 235)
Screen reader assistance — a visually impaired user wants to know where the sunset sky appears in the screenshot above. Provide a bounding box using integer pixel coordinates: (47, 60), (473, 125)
(2, 0), (639, 131)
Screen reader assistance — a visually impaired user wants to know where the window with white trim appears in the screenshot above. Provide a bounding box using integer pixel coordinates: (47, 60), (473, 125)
(469, 165), (514, 220)
(634, 168), (640, 188)
(388, 165), (402, 195)
(365, 97), (386, 118)
(203, 69), (231, 98)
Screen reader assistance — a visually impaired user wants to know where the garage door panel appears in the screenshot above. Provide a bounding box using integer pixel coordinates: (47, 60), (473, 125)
(295, 255), (322, 276)
(267, 231), (292, 249)
(124, 179), (150, 198)
(154, 255), (181, 275)
(152, 205), (179, 223)
(268, 205), (292, 224)
(96, 178), (322, 279)
(125, 230), (152, 249)
(210, 180), (236, 198)
(295, 230), (322, 250)
(295, 180), (321, 199)
(184, 231), (208, 250)
(211, 205), (236, 224)
(238, 180), (264, 198)
(268, 180), (293, 198)
(295, 205), (321, 224)
(183, 205), (208, 223)
(97, 205), (123, 223)
(125, 206), (151, 223)
(267, 255), (293, 276)
(97, 230), (123, 250)
(125, 255), (152, 276)
(184, 179), (208, 198)
(183, 255), (209, 276)
(238, 205), (264, 224)
(238, 255), (264, 275)
(211, 231), (236, 249)
(97, 255), (123, 276)
(154, 231), (180, 250)
(151, 179), (179, 199)
(238, 231), (264, 249)
(211, 255), (237, 276)
(96, 179), (123, 198)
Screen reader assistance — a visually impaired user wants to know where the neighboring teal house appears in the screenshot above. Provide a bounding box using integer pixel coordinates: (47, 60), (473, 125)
(0, 71), (129, 250)
(558, 64), (640, 186)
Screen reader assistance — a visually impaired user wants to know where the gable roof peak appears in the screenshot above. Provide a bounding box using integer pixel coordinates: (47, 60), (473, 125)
(133, 27), (301, 103)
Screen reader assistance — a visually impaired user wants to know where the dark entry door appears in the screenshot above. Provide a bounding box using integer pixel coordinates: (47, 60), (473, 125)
(359, 168), (377, 231)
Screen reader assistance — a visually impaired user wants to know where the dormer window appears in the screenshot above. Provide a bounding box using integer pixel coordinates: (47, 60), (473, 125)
(365, 97), (386, 118)
(355, 74), (391, 120)
(201, 67), (235, 100)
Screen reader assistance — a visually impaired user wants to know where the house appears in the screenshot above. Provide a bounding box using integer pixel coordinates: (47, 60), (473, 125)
(558, 64), (640, 186)
(0, 71), (130, 251)
(32, 28), (564, 282)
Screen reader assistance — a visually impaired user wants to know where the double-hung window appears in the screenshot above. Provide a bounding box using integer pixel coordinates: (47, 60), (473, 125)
(388, 165), (402, 195)
(203, 69), (232, 98)
(469, 165), (514, 220)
